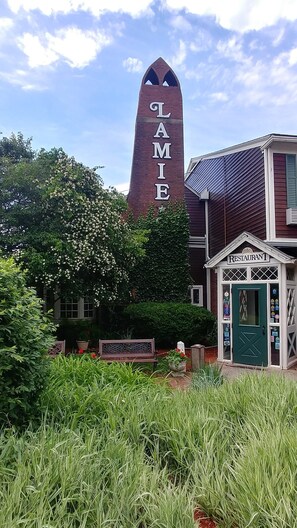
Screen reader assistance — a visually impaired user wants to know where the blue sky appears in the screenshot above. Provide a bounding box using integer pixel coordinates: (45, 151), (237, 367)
(1, 1), (297, 192)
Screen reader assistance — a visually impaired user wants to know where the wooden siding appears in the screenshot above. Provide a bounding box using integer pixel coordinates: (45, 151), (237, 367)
(274, 153), (297, 238)
(185, 187), (205, 236)
(187, 147), (266, 257)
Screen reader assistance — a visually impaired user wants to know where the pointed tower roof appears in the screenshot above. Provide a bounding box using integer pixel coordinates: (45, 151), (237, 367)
(141, 57), (181, 89)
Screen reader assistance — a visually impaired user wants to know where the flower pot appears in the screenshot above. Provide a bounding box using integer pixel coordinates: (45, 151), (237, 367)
(168, 361), (187, 377)
(76, 340), (89, 351)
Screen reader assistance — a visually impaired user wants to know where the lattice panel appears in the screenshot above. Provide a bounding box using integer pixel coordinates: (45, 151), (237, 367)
(251, 267), (278, 281)
(102, 342), (152, 354)
(48, 341), (65, 356)
(223, 268), (247, 281)
(287, 288), (296, 326)
(288, 331), (297, 359)
(287, 268), (295, 282)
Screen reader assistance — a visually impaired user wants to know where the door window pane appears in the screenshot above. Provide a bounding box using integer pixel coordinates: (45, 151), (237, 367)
(239, 289), (259, 326)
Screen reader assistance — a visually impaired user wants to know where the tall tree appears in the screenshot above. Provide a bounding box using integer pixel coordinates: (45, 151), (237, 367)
(0, 142), (141, 305)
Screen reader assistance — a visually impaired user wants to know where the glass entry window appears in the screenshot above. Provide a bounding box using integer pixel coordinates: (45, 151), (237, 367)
(239, 289), (259, 326)
(233, 284), (267, 367)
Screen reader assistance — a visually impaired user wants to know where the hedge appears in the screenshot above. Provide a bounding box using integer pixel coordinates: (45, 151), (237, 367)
(123, 302), (216, 348)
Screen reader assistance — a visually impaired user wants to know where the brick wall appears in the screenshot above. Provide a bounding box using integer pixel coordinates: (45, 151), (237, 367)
(127, 57), (185, 218)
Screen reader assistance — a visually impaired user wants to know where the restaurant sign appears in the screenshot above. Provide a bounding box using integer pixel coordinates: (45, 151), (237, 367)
(227, 252), (270, 264)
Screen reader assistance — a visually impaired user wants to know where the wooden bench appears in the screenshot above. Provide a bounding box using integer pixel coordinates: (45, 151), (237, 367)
(99, 338), (157, 368)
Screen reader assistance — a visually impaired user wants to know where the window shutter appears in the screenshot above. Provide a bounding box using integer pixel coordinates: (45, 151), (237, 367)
(286, 154), (297, 208)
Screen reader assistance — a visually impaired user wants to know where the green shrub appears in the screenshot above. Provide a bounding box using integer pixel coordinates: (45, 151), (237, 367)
(123, 302), (216, 348)
(0, 258), (55, 426)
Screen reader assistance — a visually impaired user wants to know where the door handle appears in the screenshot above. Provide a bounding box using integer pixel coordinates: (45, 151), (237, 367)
(262, 325), (266, 335)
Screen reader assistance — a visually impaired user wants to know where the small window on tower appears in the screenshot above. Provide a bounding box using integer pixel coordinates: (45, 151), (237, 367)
(163, 70), (178, 86)
(144, 68), (159, 85)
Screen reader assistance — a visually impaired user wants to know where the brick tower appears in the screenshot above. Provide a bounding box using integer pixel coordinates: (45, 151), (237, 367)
(127, 57), (185, 218)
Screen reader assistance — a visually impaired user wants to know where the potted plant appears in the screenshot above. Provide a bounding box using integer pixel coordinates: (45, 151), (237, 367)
(76, 330), (90, 351)
(165, 348), (188, 377)
(74, 320), (92, 351)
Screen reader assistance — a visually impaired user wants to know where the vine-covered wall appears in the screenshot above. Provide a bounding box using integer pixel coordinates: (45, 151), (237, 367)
(130, 203), (191, 302)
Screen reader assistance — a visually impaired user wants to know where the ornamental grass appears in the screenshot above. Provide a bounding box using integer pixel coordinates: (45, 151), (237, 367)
(1, 357), (297, 526)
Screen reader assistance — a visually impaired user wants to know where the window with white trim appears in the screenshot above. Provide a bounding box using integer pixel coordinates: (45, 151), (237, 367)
(60, 297), (79, 319)
(83, 297), (94, 318)
(286, 154), (297, 208)
(190, 285), (203, 306)
(58, 297), (94, 319)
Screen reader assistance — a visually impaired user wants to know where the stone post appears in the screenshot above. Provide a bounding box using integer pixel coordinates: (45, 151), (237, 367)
(191, 344), (205, 371)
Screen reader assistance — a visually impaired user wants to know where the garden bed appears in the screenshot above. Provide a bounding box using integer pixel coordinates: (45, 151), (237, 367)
(1, 356), (296, 526)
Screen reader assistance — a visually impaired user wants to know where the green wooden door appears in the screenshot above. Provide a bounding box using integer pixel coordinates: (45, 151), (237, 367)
(232, 284), (267, 366)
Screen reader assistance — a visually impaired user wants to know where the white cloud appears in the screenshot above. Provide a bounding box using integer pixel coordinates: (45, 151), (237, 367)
(6, 0), (297, 34)
(170, 39), (187, 68)
(169, 14), (192, 32)
(0, 17), (14, 31)
(189, 30), (213, 52)
(272, 27), (285, 47)
(114, 182), (129, 194)
(210, 92), (229, 102)
(19, 33), (58, 67)
(123, 57), (143, 73)
(234, 49), (297, 107)
(164, 0), (297, 33)
(217, 36), (246, 63)
(8, 0), (153, 18)
(0, 17), (14, 42)
(288, 47), (297, 66)
(18, 27), (113, 68)
(0, 69), (46, 90)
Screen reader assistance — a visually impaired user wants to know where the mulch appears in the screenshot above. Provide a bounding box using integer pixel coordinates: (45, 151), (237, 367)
(194, 509), (217, 527)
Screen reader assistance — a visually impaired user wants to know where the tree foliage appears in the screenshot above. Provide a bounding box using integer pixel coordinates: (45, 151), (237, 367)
(0, 135), (142, 304)
(0, 257), (55, 426)
(0, 131), (34, 163)
(129, 204), (191, 302)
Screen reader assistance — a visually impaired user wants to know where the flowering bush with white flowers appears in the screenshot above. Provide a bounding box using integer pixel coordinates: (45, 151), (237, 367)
(0, 147), (142, 305)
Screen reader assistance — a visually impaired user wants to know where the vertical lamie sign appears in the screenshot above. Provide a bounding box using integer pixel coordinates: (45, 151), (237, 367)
(149, 101), (171, 201)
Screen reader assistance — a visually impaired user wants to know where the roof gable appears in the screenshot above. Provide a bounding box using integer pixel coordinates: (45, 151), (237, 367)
(205, 232), (296, 268)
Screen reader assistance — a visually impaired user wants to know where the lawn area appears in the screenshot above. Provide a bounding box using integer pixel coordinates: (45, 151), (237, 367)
(1, 356), (297, 527)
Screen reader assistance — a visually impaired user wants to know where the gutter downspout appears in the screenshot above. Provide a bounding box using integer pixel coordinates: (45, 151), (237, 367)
(205, 199), (211, 310)
(200, 188), (211, 310)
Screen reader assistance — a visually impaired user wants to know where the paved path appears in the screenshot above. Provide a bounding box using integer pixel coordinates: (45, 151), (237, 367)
(166, 362), (297, 389)
(220, 363), (297, 381)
